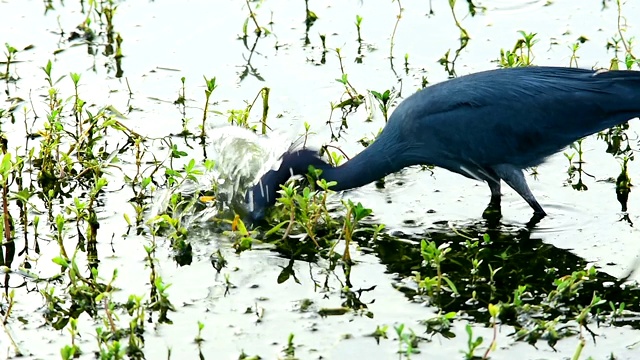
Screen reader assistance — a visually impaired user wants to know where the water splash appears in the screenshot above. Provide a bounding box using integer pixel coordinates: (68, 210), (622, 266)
(151, 126), (295, 226)
(208, 126), (295, 200)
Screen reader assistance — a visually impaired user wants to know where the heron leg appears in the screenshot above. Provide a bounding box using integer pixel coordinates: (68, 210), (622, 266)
(482, 175), (502, 221)
(478, 168), (502, 224)
(488, 178), (501, 208)
(492, 164), (547, 216)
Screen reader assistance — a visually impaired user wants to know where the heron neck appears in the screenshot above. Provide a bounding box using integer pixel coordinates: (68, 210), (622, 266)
(318, 140), (407, 191)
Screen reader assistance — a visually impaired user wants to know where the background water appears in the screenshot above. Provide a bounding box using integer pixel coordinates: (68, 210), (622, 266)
(1, 0), (640, 359)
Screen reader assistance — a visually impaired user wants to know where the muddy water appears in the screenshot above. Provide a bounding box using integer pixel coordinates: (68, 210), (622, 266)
(1, 0), (640, 359)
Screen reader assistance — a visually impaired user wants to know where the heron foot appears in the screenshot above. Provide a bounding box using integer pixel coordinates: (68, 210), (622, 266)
(482, 203), (502, 222)
(526, 211), (546, 228)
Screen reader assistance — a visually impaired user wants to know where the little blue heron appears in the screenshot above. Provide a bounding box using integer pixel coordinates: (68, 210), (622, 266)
(244, 66), (640, 222)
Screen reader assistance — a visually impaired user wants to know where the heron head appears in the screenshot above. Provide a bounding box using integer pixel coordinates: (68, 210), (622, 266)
(242, 148), (329, 223)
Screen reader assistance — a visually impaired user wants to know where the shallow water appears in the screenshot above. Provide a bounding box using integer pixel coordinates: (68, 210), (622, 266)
(1, 0), (640, 359)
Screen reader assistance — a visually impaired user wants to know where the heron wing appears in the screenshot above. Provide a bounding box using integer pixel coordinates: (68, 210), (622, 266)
(391, 67), (640, 169)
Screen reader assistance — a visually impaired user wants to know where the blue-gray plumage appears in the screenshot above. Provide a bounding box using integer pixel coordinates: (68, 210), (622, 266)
(244, 66), (640, 222)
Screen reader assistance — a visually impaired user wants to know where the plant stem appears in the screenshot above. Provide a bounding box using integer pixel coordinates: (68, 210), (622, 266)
(245, 0), (262, 36)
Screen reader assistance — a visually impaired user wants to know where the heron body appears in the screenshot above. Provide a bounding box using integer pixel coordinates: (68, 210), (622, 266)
(245, 66), (640, 222)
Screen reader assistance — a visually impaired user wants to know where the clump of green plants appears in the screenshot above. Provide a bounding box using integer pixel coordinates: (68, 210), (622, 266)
(607, 0), (639, 70)
(497, 30), (539, 68)
(226, 86), (272, 134)
(438, 0), (471, 77)
(230, 169), (376, 263)
(563, 139), (589, 191)
(370, 88), (397, 123)
(414, 240), (458, 299)
(332, 48), (366, 111)
(0, 55), (199, 359)
(3, 43), (18, 81)
(241, 0), (272, 38)
(568, 36), (589, 67)
(395, 323), (421, 358)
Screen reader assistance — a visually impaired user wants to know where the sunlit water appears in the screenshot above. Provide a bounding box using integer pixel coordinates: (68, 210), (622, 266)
(2, 0), (640, 359)
(484, 0), (549, 13)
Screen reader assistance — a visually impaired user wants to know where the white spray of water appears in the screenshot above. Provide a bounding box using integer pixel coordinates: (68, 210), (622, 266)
(150, 126), (295, 226)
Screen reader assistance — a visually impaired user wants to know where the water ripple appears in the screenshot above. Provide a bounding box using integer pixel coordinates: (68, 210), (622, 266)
(484, 0), (549, 13)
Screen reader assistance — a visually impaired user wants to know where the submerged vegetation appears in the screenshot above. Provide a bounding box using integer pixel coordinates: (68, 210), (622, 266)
(1, 0), (640, 359)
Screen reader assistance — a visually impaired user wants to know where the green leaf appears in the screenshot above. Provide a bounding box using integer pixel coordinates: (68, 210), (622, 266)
(52, 256), (69, 267)
(265, 221), (289, 236)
